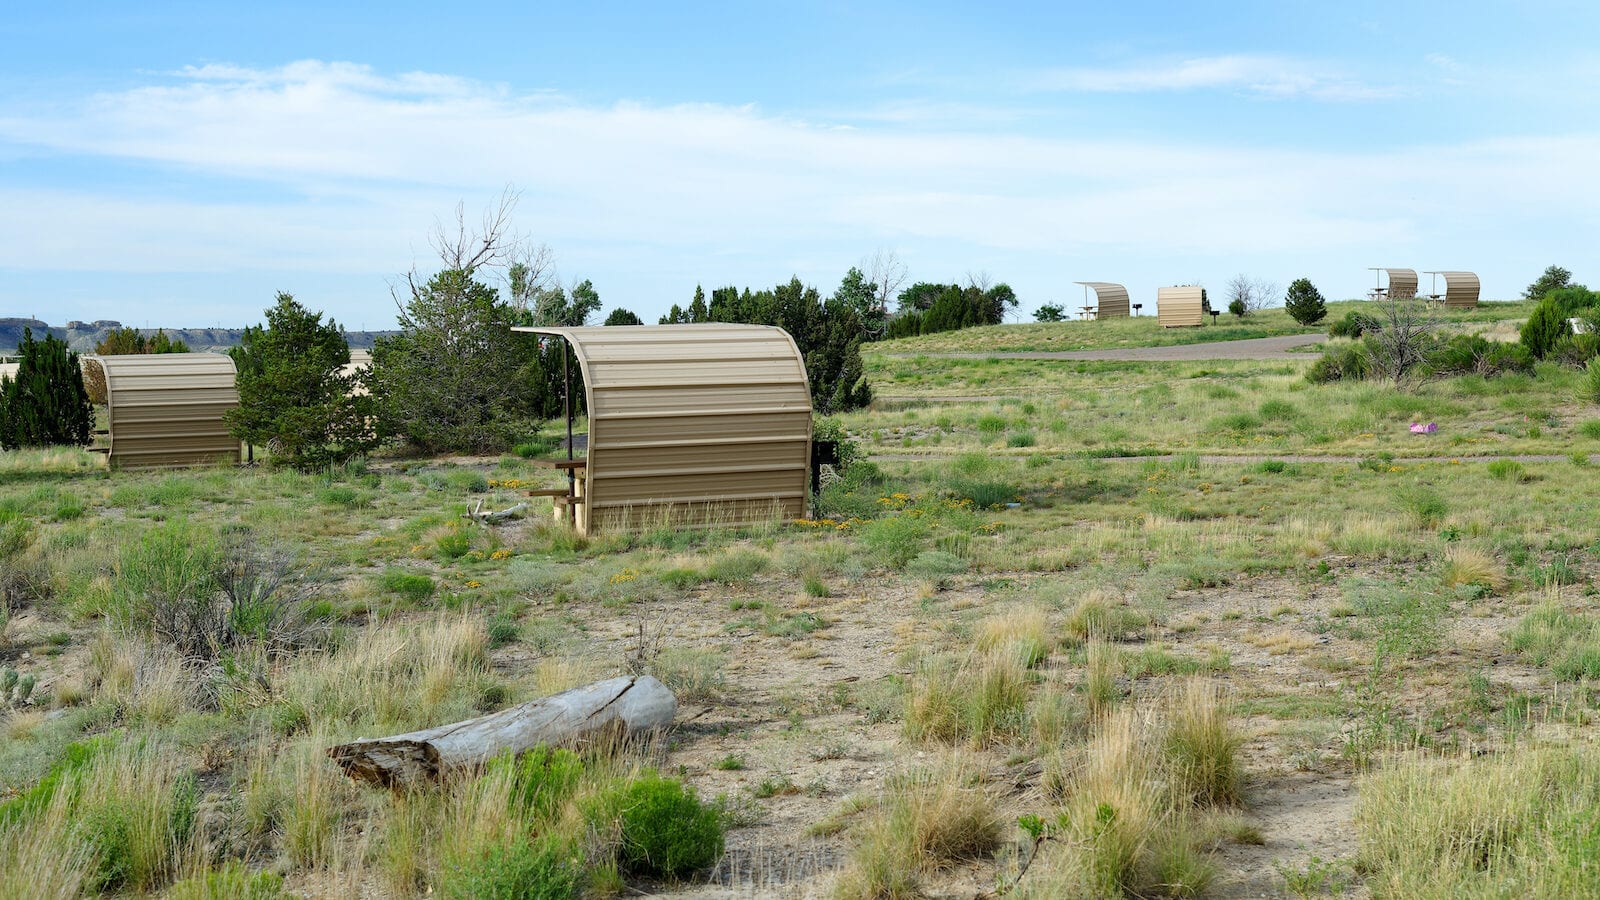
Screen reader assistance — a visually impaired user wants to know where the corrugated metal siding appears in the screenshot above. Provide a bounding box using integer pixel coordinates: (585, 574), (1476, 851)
(1157, 287), (1206, 327)
(95, 353), (240, 469)
(1074, 282), (1130, 318)
(1382, 269), (1419, 299)
(1429, 271), (1480, 309)
(512, 324), (812, 535)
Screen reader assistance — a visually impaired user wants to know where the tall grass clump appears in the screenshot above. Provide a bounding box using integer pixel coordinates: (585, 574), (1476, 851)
(1163, 678), (1242, 807)
(0, 739), (200, 894)
(904, 649), (1031, 747)
(1020, 684), (1241, 897)
(280, 615), (488, 734)
(833, 757), (1002, 899)
(1357, 745), (1600, 897)
(1506, 603), (1600, 680)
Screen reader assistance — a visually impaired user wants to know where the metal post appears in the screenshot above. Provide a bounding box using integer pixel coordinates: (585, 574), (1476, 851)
(563, 341), (574, 527)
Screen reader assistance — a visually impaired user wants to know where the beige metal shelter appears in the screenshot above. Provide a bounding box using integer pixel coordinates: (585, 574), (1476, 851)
(1157, 286), (1207, 327)
(1368, 268), (1418, 300)
(509, 324), (813, 535)
(1424, 271), (1480, 309)
(1073, 282), (1130, 318)
(93, 353), (240, 469)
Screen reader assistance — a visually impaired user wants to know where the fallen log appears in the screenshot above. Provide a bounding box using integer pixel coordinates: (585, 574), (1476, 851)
(327, 675), (677, 788)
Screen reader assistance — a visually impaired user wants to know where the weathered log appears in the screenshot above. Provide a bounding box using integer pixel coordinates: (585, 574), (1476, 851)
(327, 675), (677, 788)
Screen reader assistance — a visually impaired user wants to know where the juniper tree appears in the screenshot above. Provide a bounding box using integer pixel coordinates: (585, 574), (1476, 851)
(0, 328), (93, 450)
(1284, 278), (1328, 325)
(225, 293), (376, 469)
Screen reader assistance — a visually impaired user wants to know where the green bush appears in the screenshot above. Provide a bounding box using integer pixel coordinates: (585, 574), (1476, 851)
(1425, 335), (1534, 378)
(1395, 486), (1447, 529)
(1550, 333), (1600, 368)
(1584, 360), (1600, 405)
(1329, 311), (1378, 339)
(1006, 431), (1036, 448)
(1258, 399), (1299, 421)
(906, 550), (968, 581)
(614, 773), (725, 878)
(860, 515), (930, 568)
(379, 569), (436, 602)
(443, 833), (580, 900)
(1308, 341), (1372, 383)
(1521, 296), (1574, 360)
(0, 507), (34, 558)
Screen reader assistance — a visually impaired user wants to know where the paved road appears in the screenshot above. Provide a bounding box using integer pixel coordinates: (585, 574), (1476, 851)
(885, 333), (1327, 362)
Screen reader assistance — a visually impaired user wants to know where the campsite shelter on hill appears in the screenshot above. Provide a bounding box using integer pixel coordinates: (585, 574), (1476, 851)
(86, 353), (240, 469)
(1424, 271), (1480, 309)
(1073, 282), (1131, 319)
(1367, 268), (1418, 300)
(1157, 286), (1206, 327)
(509, 323), (813, 535)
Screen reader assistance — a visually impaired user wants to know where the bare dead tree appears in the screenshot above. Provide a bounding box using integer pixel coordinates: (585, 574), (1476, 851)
(966, 270), (993, 292)
(1225, 274), (1281, 315)
(392, 187), (544, 317)
(864, 248), (907, 312)
(431, 186), (525, 275)
(1251, 277), (1281, 313)
(1367, 297), (1444, 387)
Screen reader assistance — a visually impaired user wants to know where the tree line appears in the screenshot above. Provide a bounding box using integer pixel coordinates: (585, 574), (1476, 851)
(1, 196), (1023, 466)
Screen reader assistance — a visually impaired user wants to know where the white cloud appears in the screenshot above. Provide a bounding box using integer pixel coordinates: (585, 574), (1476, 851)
(1027, 54), (1404, 101)
(1, 60), (1597, 320)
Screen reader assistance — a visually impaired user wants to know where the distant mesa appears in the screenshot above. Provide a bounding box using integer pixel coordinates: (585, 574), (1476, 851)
(0, 318), (394, 355)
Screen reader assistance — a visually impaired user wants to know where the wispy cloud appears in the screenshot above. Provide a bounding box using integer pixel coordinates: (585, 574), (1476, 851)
(1027, 54), (1404, 101)
(0, 60), (1595, 320)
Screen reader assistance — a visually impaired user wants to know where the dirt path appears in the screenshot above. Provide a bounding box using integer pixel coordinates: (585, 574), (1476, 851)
(882, 333), (1327, 362)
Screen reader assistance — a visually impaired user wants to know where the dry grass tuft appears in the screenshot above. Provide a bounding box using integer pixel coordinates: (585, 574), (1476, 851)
(1440, 545), (1505, 594)
(1064, 591), (1148, 642)
(976, 607), (1052, 667)
(832, 756), (1001, 899)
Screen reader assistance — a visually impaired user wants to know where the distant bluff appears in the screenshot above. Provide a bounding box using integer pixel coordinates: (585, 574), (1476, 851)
(0, 318), (394, 355)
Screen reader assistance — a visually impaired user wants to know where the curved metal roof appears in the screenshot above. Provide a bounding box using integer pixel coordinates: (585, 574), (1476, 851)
(510, 324), (813, 534)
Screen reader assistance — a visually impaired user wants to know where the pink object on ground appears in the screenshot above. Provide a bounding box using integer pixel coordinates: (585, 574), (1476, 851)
(1409, 422), (1437, 434)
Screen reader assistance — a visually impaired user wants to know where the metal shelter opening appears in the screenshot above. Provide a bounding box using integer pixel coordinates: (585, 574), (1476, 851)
(509, 324), (813, 535)
(1423, 271), (1480, 309)
(1367, 268), (1418, 300)
(1073, 282), (1131, 319)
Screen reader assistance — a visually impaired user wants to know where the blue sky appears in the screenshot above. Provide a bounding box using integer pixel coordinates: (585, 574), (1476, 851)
(3, 1), (1598, 328)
